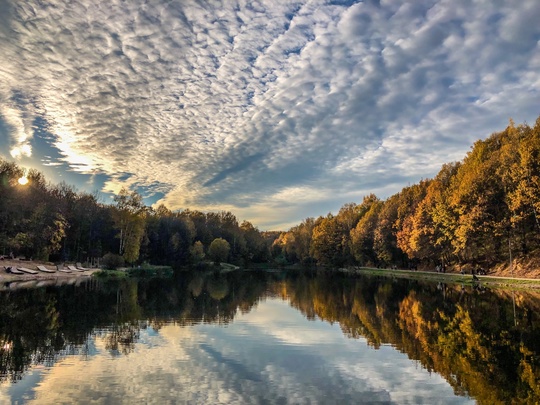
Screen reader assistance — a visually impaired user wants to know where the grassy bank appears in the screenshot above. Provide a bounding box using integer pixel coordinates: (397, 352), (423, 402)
(341, 267), (540, 290)
(94, 265), (174, 279)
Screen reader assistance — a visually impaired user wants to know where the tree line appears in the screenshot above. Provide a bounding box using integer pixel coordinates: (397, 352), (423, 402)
(1, 116), (539, 270)
(0, 162), (275, 267)
(274, 117), (540, 271)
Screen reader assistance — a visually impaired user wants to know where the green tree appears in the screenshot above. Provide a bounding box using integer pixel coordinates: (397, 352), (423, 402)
(350, 196), (383, 266)
(112, 188), (146, 264)
(190, 240), (205, 264)
(0, 160), (25, 255)
(208, 238), (230, 264)
(240, 220), (268, 263)
(277, 218), (316, 264)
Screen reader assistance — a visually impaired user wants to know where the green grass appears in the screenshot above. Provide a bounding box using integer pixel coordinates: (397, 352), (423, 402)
(93, 269), (128, 279)
(92, 265), (174, 279)
(126, 265), (174, 278)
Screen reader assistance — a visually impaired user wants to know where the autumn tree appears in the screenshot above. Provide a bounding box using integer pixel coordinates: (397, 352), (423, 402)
(372, 195), (405, 267)
(504, 119), (540, 252)
(277, 218), (316, 264)
(336, 202), (363, 263)
(350, 196), (383, 266)
(311, 214), (348, 267)
(447, 134), (510, 264)
(408, 163), (460, 265)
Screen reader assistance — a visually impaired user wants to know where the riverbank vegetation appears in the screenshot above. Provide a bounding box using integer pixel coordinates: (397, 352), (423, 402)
(1, 117), (539, 276)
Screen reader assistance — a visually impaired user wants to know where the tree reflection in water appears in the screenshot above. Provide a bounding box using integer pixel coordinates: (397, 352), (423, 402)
(0, 271), (539, 403)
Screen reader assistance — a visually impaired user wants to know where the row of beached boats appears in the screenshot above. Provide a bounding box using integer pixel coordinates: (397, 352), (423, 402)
(1, 263), (95, 291)
(0, 275), (91, 291)
(2, 263), (91, 275)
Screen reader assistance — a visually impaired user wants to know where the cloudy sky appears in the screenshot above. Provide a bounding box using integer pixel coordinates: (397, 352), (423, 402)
(0, 0), (539, 230)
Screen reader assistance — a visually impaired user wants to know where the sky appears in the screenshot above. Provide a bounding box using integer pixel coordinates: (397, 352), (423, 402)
(0, 0), (539, 230)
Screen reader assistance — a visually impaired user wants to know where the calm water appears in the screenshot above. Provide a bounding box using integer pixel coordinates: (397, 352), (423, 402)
(1, 271), (539, 404)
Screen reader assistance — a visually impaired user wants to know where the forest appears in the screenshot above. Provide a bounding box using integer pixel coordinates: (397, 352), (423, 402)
(1, 116), (539, 272)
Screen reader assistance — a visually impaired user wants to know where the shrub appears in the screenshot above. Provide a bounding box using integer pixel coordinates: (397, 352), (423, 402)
(102, 252), (125, 270)
(127, 265), (173, 278)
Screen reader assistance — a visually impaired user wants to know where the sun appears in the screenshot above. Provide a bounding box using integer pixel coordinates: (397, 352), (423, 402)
(18, 176), (29, 185)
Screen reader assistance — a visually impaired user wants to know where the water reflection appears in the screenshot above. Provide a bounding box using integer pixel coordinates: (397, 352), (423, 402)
(0, 271), (539, 404)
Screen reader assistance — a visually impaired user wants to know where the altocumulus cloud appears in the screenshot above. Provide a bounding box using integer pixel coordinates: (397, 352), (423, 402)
(0, 0), (539, 229)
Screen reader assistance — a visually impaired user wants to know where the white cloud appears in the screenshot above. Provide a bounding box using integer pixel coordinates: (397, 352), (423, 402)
(0, 0), (538, 229)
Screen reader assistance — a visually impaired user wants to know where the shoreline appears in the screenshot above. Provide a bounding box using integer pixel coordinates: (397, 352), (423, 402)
(1, 259), (99, 288)
(3, 259), (540, 291)
(340, 266), (540, 290)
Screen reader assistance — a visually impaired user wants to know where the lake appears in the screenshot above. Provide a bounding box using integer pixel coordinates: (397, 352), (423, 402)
(1, 270), (539, 404)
